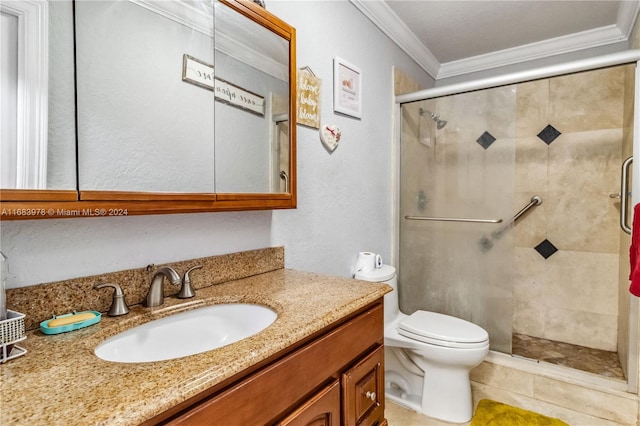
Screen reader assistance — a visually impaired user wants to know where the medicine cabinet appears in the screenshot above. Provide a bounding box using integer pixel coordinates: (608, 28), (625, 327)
(0, 0), (296, 220)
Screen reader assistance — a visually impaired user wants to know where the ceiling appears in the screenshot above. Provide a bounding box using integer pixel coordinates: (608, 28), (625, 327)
(350, 0), (640, 80)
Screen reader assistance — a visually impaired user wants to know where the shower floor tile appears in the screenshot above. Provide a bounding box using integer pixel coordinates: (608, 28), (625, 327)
(512, 333), (625, 380)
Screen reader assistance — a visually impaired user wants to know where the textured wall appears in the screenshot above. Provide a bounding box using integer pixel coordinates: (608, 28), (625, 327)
(1, 1), (433, 289)
(268, 1), (434, 277)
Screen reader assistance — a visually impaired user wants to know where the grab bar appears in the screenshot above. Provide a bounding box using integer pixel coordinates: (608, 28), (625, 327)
(491, 195), (542, 239)
(404, 216), (503, 224)
(508, 195), (542, 226)
(405, 195), (542, 227)
(620, 156), (633, 234)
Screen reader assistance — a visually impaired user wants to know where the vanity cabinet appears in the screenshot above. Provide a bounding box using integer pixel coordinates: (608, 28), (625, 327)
(342, 346), (385, 426)
(151, 301), (386, 426)
(277, 381), (341, 426)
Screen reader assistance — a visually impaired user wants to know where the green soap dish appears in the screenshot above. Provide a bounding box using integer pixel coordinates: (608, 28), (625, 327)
(40, 311), (102, 335)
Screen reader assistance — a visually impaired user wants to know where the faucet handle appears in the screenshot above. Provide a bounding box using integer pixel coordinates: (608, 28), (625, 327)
(93, 283), (130, 316)
(178, 265), (203, 299)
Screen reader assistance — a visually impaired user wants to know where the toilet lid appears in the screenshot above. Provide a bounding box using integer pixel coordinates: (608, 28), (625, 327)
(398, 311), (489, 345)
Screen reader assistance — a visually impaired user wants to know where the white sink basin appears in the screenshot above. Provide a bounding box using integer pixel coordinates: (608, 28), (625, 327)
(94, 303), (277, 363)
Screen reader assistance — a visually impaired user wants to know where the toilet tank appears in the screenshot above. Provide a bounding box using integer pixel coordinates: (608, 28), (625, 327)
(355, 265), (398, 325)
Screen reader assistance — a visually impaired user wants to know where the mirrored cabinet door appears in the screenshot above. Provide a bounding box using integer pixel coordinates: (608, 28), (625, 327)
(75, 0), (216, 195)
(213, 0), (291, 194)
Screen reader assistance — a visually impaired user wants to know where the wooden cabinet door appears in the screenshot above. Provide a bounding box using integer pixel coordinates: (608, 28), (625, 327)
(161, 305), (383, 426)
(342, 346), (385, 426)
(276, 381), (341, 426)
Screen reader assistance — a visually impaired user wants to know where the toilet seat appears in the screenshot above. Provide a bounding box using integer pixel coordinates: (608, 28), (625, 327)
(398, 311), (489, 349)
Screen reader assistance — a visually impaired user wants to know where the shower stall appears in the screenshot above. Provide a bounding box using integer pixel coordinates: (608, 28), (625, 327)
(395, 51), (640, 392)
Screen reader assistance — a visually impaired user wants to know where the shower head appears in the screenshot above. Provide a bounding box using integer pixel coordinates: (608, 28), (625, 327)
(419, 108), (447, 129)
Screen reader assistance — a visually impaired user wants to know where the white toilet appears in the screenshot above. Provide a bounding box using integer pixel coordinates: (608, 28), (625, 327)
(355, 265), (489, 424)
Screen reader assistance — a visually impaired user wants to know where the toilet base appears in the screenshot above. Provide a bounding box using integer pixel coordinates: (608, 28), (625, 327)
(385, 345), (486, 424)
(420, 365), (473, 423)
(385, 383), (422, 412)
(386, 367), (474, 424)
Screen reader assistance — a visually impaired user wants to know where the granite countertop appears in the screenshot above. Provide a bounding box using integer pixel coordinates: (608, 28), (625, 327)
(0, 269), (390, 426)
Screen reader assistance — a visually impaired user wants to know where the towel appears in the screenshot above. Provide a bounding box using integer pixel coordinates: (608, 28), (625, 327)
(630, 203), (640, 296)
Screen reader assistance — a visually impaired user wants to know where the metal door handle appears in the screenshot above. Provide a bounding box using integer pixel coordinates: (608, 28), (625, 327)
(620, 156), (633, 235)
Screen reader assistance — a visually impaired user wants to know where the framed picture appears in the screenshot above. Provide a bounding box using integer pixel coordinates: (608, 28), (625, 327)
(333, 57), (362, 118)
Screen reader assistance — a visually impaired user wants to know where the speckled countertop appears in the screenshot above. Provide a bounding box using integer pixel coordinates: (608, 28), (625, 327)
(0, 269), (390, 426)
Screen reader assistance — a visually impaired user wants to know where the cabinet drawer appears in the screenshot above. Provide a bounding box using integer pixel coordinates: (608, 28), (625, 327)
(342, 346), (384, 426)
(165, 304), (383, 425)
(276, 380), (341, 426)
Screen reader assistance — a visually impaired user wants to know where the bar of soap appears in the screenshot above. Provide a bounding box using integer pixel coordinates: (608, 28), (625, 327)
(48, 312), (96, 328)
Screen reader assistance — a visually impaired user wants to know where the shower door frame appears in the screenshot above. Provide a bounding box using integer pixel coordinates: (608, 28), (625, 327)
(391, 49), (640, 393)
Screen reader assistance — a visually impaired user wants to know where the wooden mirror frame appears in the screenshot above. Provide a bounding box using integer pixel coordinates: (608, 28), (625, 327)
(0, 0), (296, 220)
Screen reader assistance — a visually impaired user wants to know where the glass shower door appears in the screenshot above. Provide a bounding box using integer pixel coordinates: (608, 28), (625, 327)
(399, 86), (517, 353)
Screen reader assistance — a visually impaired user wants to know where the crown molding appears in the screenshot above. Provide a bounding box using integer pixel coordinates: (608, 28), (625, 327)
(351, 0), (639, 81)
(437, 24), (627, 79)
(349, 0), (440, 78)
(618, 1), (640, 38)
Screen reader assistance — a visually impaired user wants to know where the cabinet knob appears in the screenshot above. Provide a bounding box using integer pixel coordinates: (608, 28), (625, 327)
(366, 391), (376, 401)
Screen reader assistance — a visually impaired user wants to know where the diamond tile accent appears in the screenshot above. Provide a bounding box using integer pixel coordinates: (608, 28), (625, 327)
(537, 124), (561, 145)
(534, 239), (558, 259)
(476, 131), (496, 150)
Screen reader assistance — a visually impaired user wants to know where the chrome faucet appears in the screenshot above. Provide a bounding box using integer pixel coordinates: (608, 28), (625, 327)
(143, 267), (181, 307)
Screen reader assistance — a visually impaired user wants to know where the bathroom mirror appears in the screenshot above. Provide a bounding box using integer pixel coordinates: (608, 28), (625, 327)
(75, 0), (216, 194)
(0, 0), (77, 193)
(76, 0), (291, 195)
(214, 1), (290, 193)
(0, 0), (297, 218)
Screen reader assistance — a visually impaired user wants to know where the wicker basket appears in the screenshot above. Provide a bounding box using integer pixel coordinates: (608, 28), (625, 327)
(0, 310), (27, 363)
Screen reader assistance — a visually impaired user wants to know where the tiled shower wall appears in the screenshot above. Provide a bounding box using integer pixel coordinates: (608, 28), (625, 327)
(513, 65), (629, 351)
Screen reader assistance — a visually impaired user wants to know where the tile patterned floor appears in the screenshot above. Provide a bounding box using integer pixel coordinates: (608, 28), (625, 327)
(385, 400), (464, 426)
(512, 333), (625, 379)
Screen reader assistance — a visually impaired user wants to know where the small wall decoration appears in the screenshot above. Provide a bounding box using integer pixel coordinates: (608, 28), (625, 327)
(182, 54), (215, 90)
(333, 57), (362, 119)
(296, 66), (321, 129)
(182, 54), (265, 116)
(214, 78), (265, 116)
(320, 124), (341, 152)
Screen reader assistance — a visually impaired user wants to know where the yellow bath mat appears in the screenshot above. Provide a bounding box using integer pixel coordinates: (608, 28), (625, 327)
(471, 399), (569, 426)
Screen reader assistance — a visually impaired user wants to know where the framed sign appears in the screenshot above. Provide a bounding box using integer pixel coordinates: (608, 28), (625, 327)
(182, 54), (215, 90)
(214, 77), (265, 117)
(333, 57), (361, 119)
(297, 67), (321, 128)
(182, 54), (265, 116)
